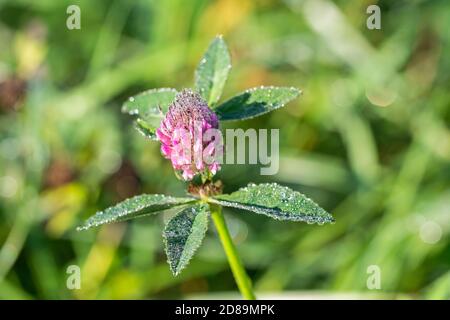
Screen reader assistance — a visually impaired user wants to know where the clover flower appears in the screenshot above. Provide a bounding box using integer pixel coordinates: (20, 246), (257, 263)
(156, 89), (220, 181)
(80, 36), (331, 300)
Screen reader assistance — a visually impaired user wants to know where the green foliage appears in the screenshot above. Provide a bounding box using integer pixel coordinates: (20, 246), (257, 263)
(425, 272), (450, 299)
(77, 195), (196, 231)
(122, 88), (177, 118)
(215, 87), (301, 121)
(134, 118), (158, 140)
(163, 203), (209, 276)
(213, 183), (334, 224)
(195, 36), (231, 107)
(1, 0), (448, 300)
(122, 88), (177, 137)
(76, 36), (314, 280)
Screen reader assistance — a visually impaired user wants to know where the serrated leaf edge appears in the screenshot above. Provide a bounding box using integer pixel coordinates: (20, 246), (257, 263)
(121, 87), (178, 115)
(195, 35), (232, 107)
(217, 86), (302, 121)
(77, 195), (197, 231)
(209, 182), (333, 225)
(163, 203), (210, 276)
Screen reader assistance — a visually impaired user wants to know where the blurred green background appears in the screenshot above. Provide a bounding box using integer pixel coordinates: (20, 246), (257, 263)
(0, 0), (449, 299)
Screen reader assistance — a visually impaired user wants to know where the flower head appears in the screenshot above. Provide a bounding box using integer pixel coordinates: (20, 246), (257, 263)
(156, 89), (221, 181)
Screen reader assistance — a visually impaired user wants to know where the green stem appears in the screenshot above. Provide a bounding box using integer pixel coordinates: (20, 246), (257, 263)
(210, 204), (256, 300)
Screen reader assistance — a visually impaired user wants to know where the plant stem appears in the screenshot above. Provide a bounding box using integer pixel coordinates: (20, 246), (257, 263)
(210, 204), (256, 300)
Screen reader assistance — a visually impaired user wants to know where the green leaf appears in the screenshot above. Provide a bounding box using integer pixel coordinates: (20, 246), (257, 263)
(195, 36), (231, 107)
(215, 86), (301, 121)
(122, 88), (177, 126)
(211, 183), (334, 224)
(163, 203), (209, 275)
(122, 88), (177, 140)
(77, 194), (196, 231)
(134, 118), (157, 140)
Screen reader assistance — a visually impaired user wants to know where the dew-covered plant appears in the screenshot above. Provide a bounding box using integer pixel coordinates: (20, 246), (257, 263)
(77, 36), (334, 300)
